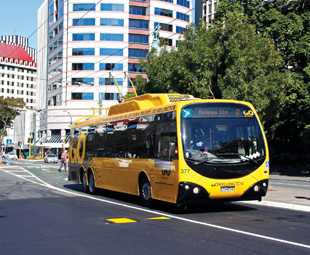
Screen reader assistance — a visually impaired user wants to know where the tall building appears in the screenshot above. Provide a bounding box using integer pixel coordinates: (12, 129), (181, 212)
(195, 0), (219, 27)
(37, 0), (192, 153)
(0, 41), (37, 109)
(0, 38), (37, 153)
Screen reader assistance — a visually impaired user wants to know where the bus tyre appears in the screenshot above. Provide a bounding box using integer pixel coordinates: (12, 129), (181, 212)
(139, 176), (153, 208)
(82, 171), (88, 193)
(88, 171), (96, 195)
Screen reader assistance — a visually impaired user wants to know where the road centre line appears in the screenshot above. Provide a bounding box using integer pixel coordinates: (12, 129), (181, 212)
(1, 166), (310, 250)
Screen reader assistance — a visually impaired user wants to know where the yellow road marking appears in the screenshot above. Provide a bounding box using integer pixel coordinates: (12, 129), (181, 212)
(106, 218), (137, 224)
(147, 217), (171, 220)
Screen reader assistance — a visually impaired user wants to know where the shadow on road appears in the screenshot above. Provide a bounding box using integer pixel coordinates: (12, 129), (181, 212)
(63, 184), (257, 215)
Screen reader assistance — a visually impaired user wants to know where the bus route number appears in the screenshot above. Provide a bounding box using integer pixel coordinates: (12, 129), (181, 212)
(181, 169), (190, 174)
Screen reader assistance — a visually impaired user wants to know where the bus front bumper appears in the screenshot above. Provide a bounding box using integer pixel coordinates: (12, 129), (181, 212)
(177, 180), (269, 205)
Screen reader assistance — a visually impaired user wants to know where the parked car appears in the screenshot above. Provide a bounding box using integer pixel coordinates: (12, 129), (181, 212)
(44, 154), (58, 163)
(7, 151), (18, 160)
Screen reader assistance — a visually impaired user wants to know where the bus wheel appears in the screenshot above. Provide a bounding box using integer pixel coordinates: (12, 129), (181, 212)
(88, 171), (96, 195)
(82, 171), (88, 193)
(139, 176), (153, 208)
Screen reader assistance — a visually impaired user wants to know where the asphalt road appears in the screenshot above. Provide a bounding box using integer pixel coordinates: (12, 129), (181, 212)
(0, 160), (309, 255)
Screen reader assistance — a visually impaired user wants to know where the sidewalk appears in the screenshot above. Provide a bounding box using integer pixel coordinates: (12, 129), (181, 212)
(264, 174), (310, 206)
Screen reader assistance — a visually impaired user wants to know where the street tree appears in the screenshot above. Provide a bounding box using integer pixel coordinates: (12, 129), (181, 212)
(0, 97), (25, 159)
(139, 13), (287, 126)
(214, 0), (310, 162)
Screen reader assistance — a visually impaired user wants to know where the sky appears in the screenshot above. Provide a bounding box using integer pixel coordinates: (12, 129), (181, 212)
(0, 0), (45, 49)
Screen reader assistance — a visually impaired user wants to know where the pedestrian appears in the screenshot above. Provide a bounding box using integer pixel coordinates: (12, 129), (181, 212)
(59, 150), (68, 172)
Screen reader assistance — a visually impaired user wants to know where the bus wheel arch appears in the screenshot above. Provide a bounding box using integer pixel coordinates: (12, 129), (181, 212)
(139, 172), (153, 208)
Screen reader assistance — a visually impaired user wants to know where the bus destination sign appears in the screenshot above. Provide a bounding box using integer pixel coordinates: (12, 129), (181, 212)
(182, 103), (254, 118)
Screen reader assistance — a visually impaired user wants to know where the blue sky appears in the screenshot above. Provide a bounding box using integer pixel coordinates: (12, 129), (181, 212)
(0, 0), (45, 49)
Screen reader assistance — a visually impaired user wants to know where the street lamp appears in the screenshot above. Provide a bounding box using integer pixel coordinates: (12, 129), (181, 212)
(63, 110), (72, 126)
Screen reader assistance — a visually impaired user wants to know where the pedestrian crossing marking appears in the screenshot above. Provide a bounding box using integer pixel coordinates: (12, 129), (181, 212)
(106, 218), (137, 224)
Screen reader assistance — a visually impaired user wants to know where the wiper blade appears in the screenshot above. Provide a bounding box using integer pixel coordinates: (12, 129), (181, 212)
(217, 153), (258, 165)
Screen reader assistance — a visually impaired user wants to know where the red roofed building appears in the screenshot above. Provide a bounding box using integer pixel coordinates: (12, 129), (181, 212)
(0, 41), (37, 110)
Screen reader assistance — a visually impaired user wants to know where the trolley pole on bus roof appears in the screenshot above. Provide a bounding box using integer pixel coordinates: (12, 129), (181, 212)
(109, 72), (123, 103)
(124, 72), (137, 97)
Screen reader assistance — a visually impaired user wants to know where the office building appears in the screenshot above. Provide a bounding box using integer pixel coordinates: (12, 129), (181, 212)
(195, 0), (219, 27)
(37, 0), (192, 152)
(0, 38), (37, 153)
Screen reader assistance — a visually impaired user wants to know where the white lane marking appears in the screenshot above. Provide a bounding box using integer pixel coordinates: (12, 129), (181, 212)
(1, 166), (310, 250)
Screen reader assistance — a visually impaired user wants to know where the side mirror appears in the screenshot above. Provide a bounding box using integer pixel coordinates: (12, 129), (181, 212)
(168, 142), (177, 161)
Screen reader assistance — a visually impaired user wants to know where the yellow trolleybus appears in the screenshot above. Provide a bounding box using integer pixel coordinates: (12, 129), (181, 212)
(68, 94), (269, 207)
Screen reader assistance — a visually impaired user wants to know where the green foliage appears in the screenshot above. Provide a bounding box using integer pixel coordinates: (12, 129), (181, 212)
(140, 13), (287, 126)
(0, 97), (25, 155)
(214, 0), (310, 156)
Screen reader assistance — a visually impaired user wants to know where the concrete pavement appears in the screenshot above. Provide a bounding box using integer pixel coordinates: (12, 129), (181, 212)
(242, 174), (310, 212)
(264, 174), (310, 205)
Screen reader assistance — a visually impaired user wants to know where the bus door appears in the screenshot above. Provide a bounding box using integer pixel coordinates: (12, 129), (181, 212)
(153, 131), (178, 202)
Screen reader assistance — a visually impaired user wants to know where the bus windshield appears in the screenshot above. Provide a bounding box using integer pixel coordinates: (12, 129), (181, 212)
(181, 103), (266, 178)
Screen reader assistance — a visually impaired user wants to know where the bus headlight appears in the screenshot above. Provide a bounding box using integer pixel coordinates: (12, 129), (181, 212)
(254, 185), (260, 192)
(185, 185), (190, 190)
(193, 187), (200, 194)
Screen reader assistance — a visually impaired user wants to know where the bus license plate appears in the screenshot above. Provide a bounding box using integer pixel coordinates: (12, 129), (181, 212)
(221, 186), (235, 192)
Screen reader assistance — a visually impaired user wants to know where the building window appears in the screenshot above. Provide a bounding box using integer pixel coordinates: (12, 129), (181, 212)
(129, 6), (146, 15)
(176, 26), (184, 34)
(49, 3), (54, 16)
(129, 20), (148, 30)
(129, 49), (148, 59)
(72, 63), (95, 70)
(101, 3), (124, 11)
(99, 93), (118, 100)
(128, 64), (145, 73)
(159, 0), (173, 2)
(100, 48), (123, 56)
(72, 92), (94, 100)
(100, 33), (124, 41)
(100, 18), (124, 27)
(177, 0), (190, 8)
(73, 3), (96, 11)
(73, 18), (95, 26)
(72, 48), (95, 56)
(73, 33), (95, 41)
(72, 78), (94, 85)
(99, 63), (123, 71)
(154, 8), (173, 17)
(99, 78), (123, 86)
(154, 22), (173, 32)
(176, 12), (190, 22)
(129, 34), (148, 45)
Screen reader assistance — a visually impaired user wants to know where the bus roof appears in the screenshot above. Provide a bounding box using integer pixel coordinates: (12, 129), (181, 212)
(73, 94), (194, 128)
(108, 94), (194, 116)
